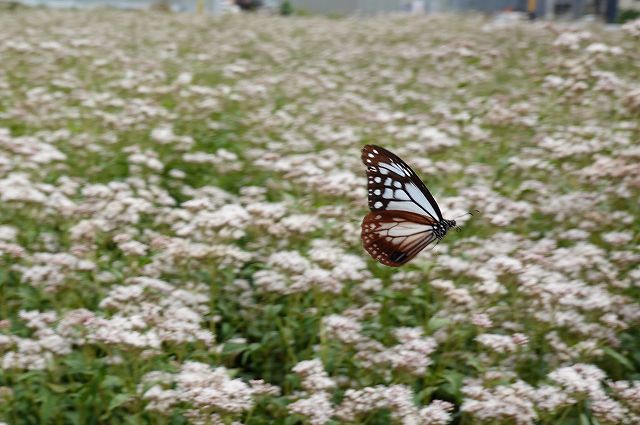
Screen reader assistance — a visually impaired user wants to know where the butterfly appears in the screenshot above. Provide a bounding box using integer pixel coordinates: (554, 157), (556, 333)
(361, 144), (460, 267)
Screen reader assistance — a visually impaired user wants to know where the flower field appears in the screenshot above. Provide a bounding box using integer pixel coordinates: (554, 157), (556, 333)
(0, 8), (639, 425)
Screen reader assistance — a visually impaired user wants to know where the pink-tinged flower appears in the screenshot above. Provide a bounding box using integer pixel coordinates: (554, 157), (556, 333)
(292, 359), (336, 392)
(142, 361), (278, 421)
(288, 392), (334, 425)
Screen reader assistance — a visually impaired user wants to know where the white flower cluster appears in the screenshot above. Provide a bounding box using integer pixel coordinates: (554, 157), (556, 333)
(0, 8), (638, 425)
(288, 359), (453, 425)
(142, 361), (279, 423)
(323, 315), (438, 376)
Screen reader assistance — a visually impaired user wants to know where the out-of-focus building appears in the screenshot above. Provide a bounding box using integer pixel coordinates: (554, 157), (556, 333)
(290, 0), (619, 18)
(11, 0), (239, 13)
(620, 0), (640, 10)
(289, 0), (624, 21)
(6, 0), (630, 21)
(289, 0), (529, 15)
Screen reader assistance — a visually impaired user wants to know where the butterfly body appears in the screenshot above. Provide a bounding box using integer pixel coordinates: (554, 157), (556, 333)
(361, 144), (456, 267)
(432, 219), (456, 240)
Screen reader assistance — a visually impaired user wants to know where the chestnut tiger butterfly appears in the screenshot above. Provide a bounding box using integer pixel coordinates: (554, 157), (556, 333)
(361, 144), (466, 267)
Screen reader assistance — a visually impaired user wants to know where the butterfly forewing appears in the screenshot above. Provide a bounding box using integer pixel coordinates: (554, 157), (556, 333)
(361, 210), (438, 267)
(361, 145), (443, 221)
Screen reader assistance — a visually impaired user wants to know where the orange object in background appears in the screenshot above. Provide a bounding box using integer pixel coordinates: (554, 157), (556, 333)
(527, 0), (537, 13)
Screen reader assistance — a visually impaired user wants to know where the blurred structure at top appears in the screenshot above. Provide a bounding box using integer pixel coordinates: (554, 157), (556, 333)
(8, 0), (639, 22)
(10, 0), (242, 13)
(234, 0), (261, 10)
(288, 0), (633, 23)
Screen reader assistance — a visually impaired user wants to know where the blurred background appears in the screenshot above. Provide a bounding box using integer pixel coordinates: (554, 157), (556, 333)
(0, 0), (639, 423)
(4, 0), (640, 23)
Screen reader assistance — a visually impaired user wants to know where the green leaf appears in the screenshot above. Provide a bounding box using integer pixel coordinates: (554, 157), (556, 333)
(603, 347), (634, 370)
(440, 370), (464, 401)
(264, 304), (283, 317)
(101, 375), (124, 390)
(125, 415), (141, 425)
(465, 355), (484, 372)
(108, 393), (132, 411)
(63, 356), (90, 374)
(416, 386), (438, 402)
(46, 383), (68, 393)
(222, 342), (248, 355)
(580, 412), (592, 425)
(39, 388), (58, 423)
(427, 316), (449, 331)
(16, 370), (43, 382)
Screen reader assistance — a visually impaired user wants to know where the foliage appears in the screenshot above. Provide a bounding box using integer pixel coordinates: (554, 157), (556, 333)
(618, 9), (640, 24)
(280, 0), (293, 16)
(0, 9), (639, 425)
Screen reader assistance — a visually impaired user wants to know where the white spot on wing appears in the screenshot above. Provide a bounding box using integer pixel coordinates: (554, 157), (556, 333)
(405, 182), (439, 219)
(374, 201), (383, 208)
(379, 162), (406, 176)
(387, 225), (428, 237)
(383, 188), (394, 199)
(387, 200), (426, 215)
(394, 190), (410, 200)
(374, 177), (382, 183)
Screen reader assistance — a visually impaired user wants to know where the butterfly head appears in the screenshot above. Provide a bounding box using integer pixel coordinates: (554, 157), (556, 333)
(444, 219), (457, 235)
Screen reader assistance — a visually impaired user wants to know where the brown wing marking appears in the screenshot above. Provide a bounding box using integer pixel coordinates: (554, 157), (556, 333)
(361, 144), (443, 221)
(361, 210), (437, 267)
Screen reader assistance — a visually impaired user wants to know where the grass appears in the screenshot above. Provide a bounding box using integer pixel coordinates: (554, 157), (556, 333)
(0, 8), (638, 425)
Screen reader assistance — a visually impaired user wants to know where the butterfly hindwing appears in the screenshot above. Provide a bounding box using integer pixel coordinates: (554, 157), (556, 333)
(361, 145), (444, 221)
(361, 210), (438, 267)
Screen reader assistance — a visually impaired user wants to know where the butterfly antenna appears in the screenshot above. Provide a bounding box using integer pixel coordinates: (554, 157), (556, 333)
(454, 209), (480, 219)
